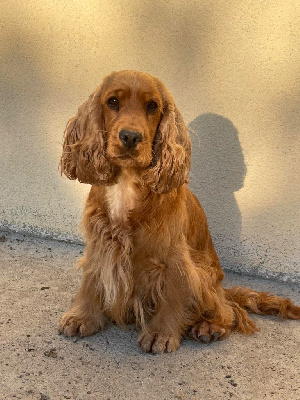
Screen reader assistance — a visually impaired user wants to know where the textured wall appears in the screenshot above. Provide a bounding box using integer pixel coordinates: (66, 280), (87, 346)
(1, 1), (299, 282)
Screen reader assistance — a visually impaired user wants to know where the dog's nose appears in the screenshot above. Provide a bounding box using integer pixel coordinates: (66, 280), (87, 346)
(119, 129), (143, 149)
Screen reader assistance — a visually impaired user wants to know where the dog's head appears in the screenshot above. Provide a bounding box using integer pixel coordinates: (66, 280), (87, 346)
(60, 70), (191, 193)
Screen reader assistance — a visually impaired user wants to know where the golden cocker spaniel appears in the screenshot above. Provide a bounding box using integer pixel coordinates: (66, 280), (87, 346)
(58, 70), (300, 353)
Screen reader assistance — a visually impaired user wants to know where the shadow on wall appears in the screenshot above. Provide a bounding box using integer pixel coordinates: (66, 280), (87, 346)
(188, 114), (247, 266)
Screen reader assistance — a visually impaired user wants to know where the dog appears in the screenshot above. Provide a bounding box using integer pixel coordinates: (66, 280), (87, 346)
(58, 70), (300, 353)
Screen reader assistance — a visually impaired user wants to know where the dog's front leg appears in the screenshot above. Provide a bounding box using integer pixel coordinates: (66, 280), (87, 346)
(138, 308), (184, 354)
(58, 261), (106, 337)
(137, 254), (190, 354)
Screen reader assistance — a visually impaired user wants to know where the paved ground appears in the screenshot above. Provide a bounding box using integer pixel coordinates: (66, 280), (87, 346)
(0, 231), (299, 400)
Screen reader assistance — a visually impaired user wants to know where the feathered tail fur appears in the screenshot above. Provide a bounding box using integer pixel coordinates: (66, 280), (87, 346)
(225, 286), (300, 320)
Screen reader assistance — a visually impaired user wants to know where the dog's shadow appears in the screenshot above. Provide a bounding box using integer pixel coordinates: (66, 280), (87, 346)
(64, 324), (235, 356)
(188, 113), (247, 267)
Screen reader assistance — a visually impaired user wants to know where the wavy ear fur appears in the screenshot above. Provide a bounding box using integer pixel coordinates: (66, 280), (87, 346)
(143, 88), (191, 194)
(60, 89), (118, 185)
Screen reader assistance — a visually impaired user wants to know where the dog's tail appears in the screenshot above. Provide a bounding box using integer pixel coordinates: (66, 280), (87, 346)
(225, 286), (300, 320)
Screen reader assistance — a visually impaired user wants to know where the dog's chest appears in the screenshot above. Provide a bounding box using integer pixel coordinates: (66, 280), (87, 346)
(105, 176), (138, 223)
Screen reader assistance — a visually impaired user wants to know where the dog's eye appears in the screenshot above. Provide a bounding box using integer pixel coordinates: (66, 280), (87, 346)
(147, 100), (158, 113)
(107, 97), (119, 111)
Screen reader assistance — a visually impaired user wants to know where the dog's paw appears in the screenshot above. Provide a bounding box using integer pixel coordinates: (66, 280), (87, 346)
(58, 311), (102, 337)
(191, 321), (229, 343)
(138, 332), (180, 354)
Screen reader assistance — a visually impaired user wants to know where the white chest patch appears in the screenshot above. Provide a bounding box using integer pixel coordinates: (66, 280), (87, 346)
(105, 175), (138, 223)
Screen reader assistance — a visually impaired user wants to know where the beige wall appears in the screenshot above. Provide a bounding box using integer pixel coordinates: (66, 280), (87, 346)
(1, 1), (299, 282)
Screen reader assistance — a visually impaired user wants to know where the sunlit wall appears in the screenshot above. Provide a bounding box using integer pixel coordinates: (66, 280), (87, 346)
(1, 1), (299, 281)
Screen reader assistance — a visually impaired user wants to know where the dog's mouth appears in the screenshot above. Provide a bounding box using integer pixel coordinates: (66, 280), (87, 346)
(108, 152), (139, 168)
(108, 150), (151, 169)
(114, 154), (134, 160)
(110, 152), (137, 161)
(109, 145), (140, 159)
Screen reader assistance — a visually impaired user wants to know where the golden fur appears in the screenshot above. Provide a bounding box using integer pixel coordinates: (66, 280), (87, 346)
(58, 70), (300, 353)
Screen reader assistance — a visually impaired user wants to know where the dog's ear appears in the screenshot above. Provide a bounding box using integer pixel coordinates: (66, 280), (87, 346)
(143, 88), (191, 194)
(60, 88), (118, 185)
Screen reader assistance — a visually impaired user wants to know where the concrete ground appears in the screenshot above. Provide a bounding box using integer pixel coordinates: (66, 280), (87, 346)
(0, 231), (299, 400)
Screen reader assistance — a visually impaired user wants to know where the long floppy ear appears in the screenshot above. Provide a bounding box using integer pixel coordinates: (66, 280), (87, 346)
(60, 88), (118, 185)
(143, 92), (191, 194)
